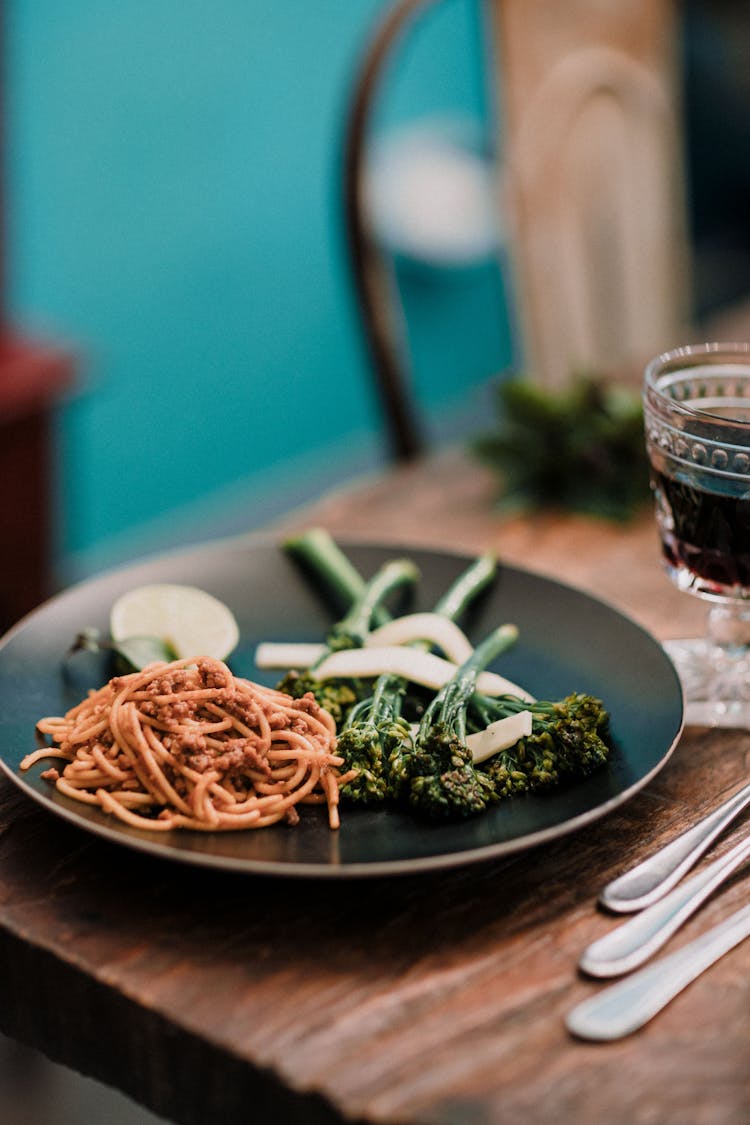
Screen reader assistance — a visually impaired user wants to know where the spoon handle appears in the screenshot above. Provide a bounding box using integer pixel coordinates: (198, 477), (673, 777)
(600, 780), (750, 913)
(581, 832), (750, 977)
(567, 901), (750, 1041)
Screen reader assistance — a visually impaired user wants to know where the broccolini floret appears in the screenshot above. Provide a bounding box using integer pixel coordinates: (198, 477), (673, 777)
(336, 553), (498, 807)
(474, 692), (611, 796)
(336, 674), (412, 805)
(392, 625), (519, 820)
(274, 671), (363, 728)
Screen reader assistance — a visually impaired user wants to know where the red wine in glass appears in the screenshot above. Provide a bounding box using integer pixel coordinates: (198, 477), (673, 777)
(644, 342), (750, 725)
(652, 468), (750, 594)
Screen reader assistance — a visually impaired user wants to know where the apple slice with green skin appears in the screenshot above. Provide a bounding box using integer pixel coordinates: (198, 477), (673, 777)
(109, 583), (240, 668)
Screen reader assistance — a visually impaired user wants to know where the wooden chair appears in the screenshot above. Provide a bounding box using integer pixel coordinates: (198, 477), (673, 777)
(342, 0), (688, 456)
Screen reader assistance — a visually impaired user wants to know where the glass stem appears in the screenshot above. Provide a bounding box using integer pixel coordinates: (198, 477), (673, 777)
(706, 604), (750, 657)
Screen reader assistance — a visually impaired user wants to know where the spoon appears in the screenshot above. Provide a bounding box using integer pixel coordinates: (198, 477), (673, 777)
(581, 830), (750, 977)
(567, 900), (750, 1041)
(600, 778), (750, 913)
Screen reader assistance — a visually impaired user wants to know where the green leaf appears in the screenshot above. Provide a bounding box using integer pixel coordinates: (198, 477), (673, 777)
(472, 373), (651, 522)
(66, 629), (177, 673)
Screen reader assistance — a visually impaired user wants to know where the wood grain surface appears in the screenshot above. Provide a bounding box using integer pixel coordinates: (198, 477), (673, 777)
(1, 449), (748, 1125)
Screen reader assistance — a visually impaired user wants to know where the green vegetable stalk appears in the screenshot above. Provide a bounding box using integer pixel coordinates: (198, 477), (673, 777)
(283, 527), (390, 626)
(277, 529), (418, 723)
(471, 691), (611, 796)
(337, 551), (498, 806)
(388, 625), (518, 820)
(280, 530), (613, 821)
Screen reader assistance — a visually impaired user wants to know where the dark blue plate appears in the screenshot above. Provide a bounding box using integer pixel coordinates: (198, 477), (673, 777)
(0, 534), (684, 877)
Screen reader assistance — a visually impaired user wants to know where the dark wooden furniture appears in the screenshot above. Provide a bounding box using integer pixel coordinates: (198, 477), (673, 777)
(0, 332), (74, 632)
(1, 449), (748, 1124)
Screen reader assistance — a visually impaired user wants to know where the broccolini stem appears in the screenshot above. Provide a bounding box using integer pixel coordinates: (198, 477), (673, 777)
(342, 669), (401, 730)
(451, 623), (519, 695)
(283, 528), (390, 626)
(357, 554), (497, 729)
(286, 532), (497, 640)
(419, 623), (519, 738)
(475, 693), (543, 722)
(330, 558), (419, 648)
(402, 552), (496, 659)
(370, 670), (401, 714)
(432, 553), (496, 621)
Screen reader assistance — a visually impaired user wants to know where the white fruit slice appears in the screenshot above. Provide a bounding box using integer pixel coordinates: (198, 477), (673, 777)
(110, 583), (240, 663)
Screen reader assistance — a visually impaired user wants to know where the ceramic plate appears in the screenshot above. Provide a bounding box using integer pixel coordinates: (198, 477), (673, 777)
(0, 535), (684, 877)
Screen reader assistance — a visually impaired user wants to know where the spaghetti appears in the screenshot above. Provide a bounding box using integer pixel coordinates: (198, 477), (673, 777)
(23, 656), (353, 831)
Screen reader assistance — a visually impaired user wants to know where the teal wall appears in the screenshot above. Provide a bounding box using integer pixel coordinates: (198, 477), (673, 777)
(6, 1), (513, 581)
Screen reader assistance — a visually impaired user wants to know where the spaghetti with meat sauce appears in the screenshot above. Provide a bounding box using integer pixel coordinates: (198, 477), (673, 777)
(22, 656), (353, 831)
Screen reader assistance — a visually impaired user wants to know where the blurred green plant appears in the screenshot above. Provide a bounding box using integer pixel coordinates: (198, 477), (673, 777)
(472, 374), (651, 522)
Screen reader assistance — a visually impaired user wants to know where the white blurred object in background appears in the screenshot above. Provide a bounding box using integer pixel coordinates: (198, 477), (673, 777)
(366, 117), (502, 268)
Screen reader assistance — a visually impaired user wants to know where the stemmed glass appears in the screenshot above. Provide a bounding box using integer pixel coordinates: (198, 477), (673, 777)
(643, 342), (750, 727)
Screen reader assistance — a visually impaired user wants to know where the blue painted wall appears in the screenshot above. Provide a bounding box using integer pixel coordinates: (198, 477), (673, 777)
(6, 1), (513, 580)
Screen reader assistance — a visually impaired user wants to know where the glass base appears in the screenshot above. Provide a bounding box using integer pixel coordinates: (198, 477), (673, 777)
(663, 637), (750, 727)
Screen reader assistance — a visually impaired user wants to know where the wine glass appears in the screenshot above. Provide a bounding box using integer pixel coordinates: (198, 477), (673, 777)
(643, 342), (750, 726)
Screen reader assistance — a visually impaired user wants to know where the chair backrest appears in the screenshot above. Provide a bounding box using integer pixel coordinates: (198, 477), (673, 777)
(343, 0), (689, 457)
(487, 0), (688, 388)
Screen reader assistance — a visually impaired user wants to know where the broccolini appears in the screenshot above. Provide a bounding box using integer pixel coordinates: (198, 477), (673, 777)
(336, 552), (498, 807)
(335, 674), (412, 805)
(277, 531), (418, 723)
(473, 691), (611, 796)
(278, 530), (614, 822)
(390, 625), (519, 820)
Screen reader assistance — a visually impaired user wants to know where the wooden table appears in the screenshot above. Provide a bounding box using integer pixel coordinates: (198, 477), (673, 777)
(2, 449), (750, 1124)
